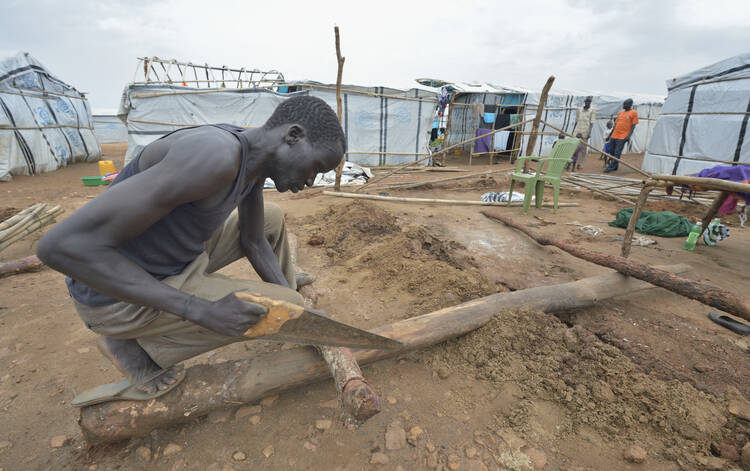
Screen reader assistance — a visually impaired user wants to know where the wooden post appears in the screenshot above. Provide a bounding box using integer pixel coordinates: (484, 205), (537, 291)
(482, 209), (750, 321)
(699, 191), (730, 237)
(332, 26), (346, 191)
(523, 76), (555, 172)
(621, 183), (654, 258)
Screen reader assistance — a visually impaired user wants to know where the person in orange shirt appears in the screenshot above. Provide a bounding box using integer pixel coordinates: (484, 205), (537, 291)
(604, 98), (638, 172)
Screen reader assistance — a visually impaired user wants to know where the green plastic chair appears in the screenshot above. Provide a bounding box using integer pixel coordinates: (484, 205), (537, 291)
(508, 138), (580, 213)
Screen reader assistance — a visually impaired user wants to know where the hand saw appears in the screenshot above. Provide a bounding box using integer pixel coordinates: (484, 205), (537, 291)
(235, 292), (402, 350)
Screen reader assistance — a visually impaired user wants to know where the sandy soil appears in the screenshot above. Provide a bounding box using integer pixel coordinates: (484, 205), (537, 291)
(1, 145), (749, 470)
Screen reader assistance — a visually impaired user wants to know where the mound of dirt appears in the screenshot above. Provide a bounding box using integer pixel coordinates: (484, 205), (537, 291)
(302, 201), (497, 314)
(426, 308), (728, 467)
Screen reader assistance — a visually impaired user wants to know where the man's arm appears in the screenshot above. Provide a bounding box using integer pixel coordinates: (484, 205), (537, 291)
(625, 111), (639, 142)
(37, 132), (266, 336)
(237, 186), (290, 288)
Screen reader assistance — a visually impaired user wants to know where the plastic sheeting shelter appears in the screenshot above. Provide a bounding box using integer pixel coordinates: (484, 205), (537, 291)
(443, 81), (663, 158)
(0, 52), (100, 181)
(119, 81), (437, 167)
(643, 53), (750, 175)
(93, 115), (127, 144)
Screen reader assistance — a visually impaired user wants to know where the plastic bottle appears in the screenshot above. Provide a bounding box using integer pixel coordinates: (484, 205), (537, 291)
(683, 221), (702, 251)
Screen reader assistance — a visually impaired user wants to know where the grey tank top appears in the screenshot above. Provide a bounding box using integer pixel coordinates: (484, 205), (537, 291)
(66, 124), (252, 306)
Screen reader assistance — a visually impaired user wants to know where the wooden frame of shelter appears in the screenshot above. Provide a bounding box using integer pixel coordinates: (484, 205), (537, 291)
(132, 57), (286, 89)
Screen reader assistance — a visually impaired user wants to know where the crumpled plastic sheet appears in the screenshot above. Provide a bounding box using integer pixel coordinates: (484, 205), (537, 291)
(264, 162), (373, 189)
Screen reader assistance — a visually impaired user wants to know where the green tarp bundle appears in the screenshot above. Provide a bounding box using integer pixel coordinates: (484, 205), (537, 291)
(609, 208), (693, 237)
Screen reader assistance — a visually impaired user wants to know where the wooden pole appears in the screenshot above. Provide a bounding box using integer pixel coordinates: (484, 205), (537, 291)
(323, 191), (579, 208)
(332, 26), (346, 191)
(0, 255), (44, 278)
(699, 191), (730, 237)
(523, 76), (555, 173)
(78, 264), (689, 445)
(379, 169), (509, 190)
(482, 209), (750, 321)
(621, 183), (655, 258)
(652, 174), (750, 195)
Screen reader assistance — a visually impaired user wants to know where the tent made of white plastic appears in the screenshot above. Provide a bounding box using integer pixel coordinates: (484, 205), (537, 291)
(642, 53), (750, 175)
(119, 80), (437, 167)
(0, 52), (100, 181)
(441, 81), (663, 158)
(93, 115), (128, 144)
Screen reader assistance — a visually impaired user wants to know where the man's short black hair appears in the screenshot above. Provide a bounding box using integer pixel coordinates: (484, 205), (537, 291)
(264, 95), (347, 154)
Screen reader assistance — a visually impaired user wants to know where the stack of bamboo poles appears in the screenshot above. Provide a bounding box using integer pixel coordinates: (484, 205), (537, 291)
(559, 173), (717, 206)
(0, 203), (64, 252)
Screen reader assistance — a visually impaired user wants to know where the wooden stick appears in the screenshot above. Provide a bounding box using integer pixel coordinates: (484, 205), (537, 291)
(322, 191), (578, 208)
(621, 183), (654, 258)
(560, 176), (636, 205)
(482, 209), (750, 321)
(523, 76), (555, 173)
(0, 204), (46, 240)
(652, 174), (750, 195)
(78, 264), (689, 444)
(0, 255), (44, 278)
(0, 203), (43, 231)
(378, 169), (509, 190)
(356, 118), (535, 192)
(332, 26), (346, 192)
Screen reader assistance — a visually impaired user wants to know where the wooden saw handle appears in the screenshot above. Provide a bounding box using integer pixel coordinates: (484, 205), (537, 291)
(235, 292), (306, 338)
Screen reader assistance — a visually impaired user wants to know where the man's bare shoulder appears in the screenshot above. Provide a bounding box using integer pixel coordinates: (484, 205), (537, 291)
(142, 126), (242, 183)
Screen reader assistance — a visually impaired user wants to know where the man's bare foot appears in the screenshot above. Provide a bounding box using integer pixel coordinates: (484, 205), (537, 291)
(97, 337), (183, 395)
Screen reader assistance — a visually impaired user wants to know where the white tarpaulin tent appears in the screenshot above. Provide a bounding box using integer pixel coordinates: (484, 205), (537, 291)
(118, 58), (438, 166)
(442, 81), (663, 158)
(93, 114), (127, 144)
(0, 52), (100, 181)
(642, 53), (750, 175)
(284, 82), (437, 166)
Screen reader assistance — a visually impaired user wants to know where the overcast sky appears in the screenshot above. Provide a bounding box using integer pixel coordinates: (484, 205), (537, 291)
(2, 0), (749, 113)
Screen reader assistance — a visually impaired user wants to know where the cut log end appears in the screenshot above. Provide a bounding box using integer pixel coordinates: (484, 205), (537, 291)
(341, 378), (381, 421)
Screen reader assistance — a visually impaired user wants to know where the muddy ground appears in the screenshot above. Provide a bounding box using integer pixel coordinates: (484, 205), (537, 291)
(1, 145), (750, 470)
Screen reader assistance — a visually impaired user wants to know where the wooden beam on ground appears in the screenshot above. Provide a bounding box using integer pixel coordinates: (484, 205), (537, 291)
(561, 176), (636, 206)
(78, 264), (689, 445)
(621, 183), (655, 258)
(0, 255), (44, 278)
(482, 209), (750, 321)
(322, 191), (579, 208)
(523, 76), (555, 173)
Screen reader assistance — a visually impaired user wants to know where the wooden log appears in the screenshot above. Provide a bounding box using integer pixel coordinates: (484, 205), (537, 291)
(316, 346), (380, 420)
(621, 183), (654, 258)
(332, 26), (346, 192)
(523, 76), (555, 173)
(482, 209), (750, 321)
(699, 191), (730, 237)
(78, 263), (689, 445)
(0, 255), (45, 278)
(0, 203), (43, 231)
(652, 174), (750, 195)
(322, 191), (579, 208)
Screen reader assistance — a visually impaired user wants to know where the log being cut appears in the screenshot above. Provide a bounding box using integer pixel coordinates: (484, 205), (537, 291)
(79, 264), (689, 445)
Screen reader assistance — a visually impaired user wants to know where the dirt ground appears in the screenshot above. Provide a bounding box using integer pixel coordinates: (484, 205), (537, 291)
(1, 146), (750, 470)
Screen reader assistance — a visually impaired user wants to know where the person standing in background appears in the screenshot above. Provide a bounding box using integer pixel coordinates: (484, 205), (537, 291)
(572, 96), (596, 170)
(605, 99), (638, 173)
